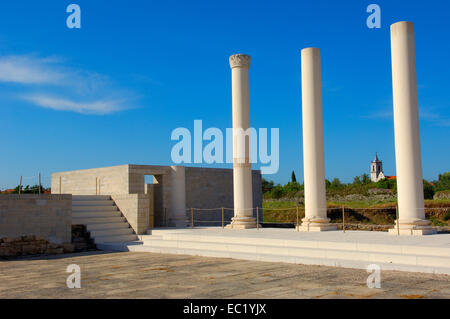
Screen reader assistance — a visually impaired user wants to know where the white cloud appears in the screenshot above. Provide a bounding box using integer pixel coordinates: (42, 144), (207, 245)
(23, 95), (130, 115)
(0, 54), (138, 114)
(0, 55), (64, 85)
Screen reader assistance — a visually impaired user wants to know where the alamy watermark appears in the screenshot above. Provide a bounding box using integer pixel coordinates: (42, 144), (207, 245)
(366, 264), (381, 289)
(66, 4), (81, 29)
(170, 120), (279, 174)
(366, 4), (381, 29)
(66, 264), (81, 288)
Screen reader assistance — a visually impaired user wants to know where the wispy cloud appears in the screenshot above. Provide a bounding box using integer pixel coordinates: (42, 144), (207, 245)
(362, 107), (450, 127)
(0, 55), (65, 85)
(0, 54), (138, 114)
(22, 95), (130, 115)
(361, 110), (392, 119)
(419, 108), (450, 127)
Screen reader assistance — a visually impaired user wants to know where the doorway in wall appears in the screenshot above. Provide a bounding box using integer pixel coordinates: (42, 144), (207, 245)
(145, 175), (165, 227)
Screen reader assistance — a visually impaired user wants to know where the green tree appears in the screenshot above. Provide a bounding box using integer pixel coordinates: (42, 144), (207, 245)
(353, 176), (362, 185)
(361, 173), (371, 185)
(270, 185), (284, 199)
(261, 178), (274, 194)
(291, 171), (297, 183)
(283, 181), (302, 196)
(423, 180), (435, 199)
(435, 172), (450, 191)
(13, 184), (43, 194)
(330, 178), (342, 189)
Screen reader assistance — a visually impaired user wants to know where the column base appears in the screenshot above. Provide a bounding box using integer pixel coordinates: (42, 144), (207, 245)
(296, 218), (337, 232)
(225, 217), (257, 229)
(173, 221), (190, 228)
(168, 217), (189, 228)
(388, 219), (436, 236)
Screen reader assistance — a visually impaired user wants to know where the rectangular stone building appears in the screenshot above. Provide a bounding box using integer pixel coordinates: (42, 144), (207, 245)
(52, 165), (262, 233)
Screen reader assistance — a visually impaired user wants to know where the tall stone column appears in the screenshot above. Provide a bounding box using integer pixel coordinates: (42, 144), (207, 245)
(170, 166), (187, 227)
(388, 22), (435, 235)
(227, 54), (256, 229)
(297, 48), (336, 232)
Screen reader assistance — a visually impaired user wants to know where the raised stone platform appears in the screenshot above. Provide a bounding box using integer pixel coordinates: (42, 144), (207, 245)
(97, 228), (450, 275)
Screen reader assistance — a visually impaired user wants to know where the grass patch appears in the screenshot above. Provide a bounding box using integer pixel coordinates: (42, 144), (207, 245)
(262, 200), (449, 225)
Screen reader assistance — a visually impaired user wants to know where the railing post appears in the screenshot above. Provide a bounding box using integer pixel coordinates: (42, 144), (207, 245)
(221, 207), (224, 229)
(396, 205), (400, 236)
(296, 206), (299, 232)
(191, 208), (194, 229)
(38, 173), (41, 195)
(342, 206), (345, 233)
(256, 207), (259, 230)
(59, 176), (62, 194)
(164, 207), (167, 227)
(19, 176), (22, 196)
(95, 177), (98, 195)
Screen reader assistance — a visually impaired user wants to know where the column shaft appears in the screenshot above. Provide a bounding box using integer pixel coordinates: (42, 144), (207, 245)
(297, 48), (336, 232)
(227, 54), (256, 229)
(389, 21), (435, 235)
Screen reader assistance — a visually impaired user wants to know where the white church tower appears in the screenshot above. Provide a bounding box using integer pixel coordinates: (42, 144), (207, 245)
(370, 153), (385, 182)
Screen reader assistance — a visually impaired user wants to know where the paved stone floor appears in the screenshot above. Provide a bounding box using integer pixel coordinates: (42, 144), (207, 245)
(0, 251), (449, 299)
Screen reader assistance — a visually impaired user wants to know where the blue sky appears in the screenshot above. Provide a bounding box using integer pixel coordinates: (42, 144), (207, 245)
(0, 0), (449, 189)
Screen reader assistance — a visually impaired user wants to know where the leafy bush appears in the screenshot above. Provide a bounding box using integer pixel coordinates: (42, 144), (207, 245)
(269, 185), (284, 199)
(443, 212), (450, 221)
(423, 180), (435, 200)
(283, 181), (302, 193)
(329, 178), (343, 189)
(375, 178), (397, 190)
(262, 178), (274, 193)
(7, 184), (44, 194)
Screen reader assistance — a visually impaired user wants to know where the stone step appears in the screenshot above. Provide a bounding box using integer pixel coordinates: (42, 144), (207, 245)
(90, 227), (134, 238)
(86, 222), (131, 231)
(72, 196), (138, 245)
(72, 200), (115, 207)
(72, 211), (122, 219)
(138, 234), (163, 240)
(72, 195), (111, 201)
(93, 234), (138, 244)
(99, 239), (450, 275)
(72, 216), (126, 225)
(122, 245), (450, 275)
(146, 232), (450, 258)
(140, 238), (450, 268)
(73, 205), (118, 212)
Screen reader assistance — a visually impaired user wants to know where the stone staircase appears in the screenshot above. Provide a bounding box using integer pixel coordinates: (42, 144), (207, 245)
(72, 195), (138, 244)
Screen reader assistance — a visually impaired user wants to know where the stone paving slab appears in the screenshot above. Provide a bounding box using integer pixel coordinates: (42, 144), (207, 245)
(0, 251), (449, 299)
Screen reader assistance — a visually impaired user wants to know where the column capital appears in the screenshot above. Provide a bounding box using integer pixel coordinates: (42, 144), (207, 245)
(229, 54), (251, 69)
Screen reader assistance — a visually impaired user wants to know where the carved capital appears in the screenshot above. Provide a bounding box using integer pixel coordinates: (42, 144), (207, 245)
(229, 54), (251, 69)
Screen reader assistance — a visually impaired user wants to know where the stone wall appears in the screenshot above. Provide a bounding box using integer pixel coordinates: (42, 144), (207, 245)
(0, 236), (67, 257)
(51, 165), (130, 195)
(111, 194), (152, 234)
(184, 167), (262, 226)
(0, 194), (72, 244)
(434, 190), (450, 200)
